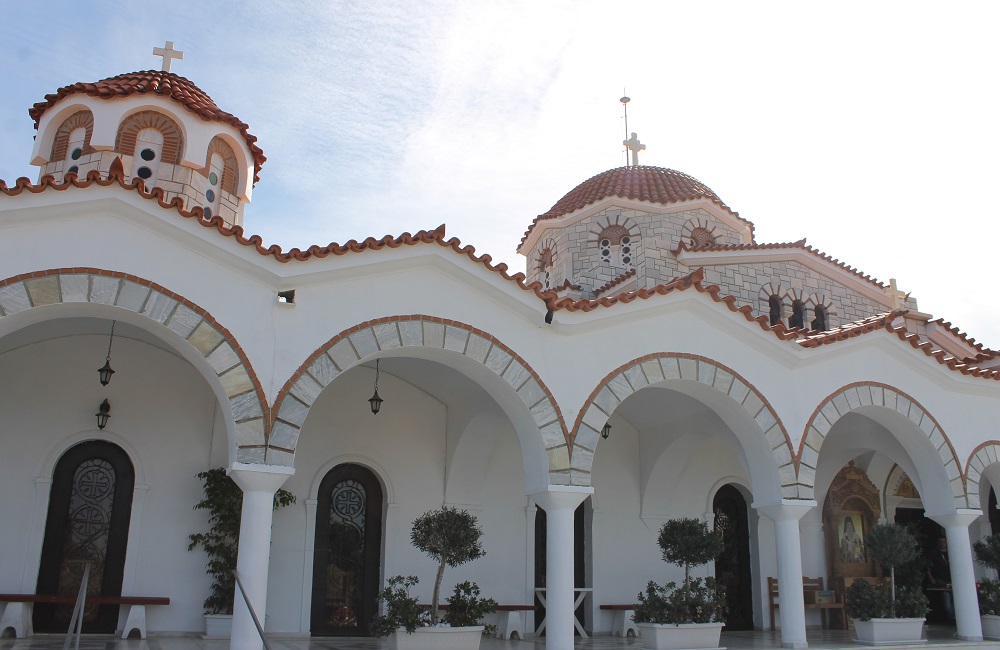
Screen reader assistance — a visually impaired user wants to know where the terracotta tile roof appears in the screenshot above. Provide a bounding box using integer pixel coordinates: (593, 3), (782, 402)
(4, 163), (997, 382)
(519, 166), (753, 251)
(677, 239), (888, 289)
(927, 318), (991, 357)
(28, 70), (266, 184)
(594, 268), (637, 296)
(797, 311), (907, 348)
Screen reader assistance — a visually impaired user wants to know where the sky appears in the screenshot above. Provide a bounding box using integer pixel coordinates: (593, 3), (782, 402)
(2, 1), (999, 348)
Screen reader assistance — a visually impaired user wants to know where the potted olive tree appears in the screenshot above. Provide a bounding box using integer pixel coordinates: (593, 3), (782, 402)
(844, 522), (928, 645)
(974, 533), (1000, 640)
(632, 518), (727, 650)
(187, 468), (296, 639)
(371, 507), (496, 650)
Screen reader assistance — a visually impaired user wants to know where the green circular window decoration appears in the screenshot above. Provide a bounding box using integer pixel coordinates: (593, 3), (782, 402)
(209, 172), (218, 186)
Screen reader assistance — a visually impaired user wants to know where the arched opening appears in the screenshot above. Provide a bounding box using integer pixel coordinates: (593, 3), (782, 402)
(311, 463), (384, 636)
(811, 305), (828, 331)
(34, 440), (135, 633)
(768, 295), (783, 327)
(789, 300), (806, 329)
(714, 484), (753, 630)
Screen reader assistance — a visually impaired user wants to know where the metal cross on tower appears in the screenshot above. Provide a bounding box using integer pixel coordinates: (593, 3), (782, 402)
(153, 41), (184, 72)
(623, 132), (646, 167)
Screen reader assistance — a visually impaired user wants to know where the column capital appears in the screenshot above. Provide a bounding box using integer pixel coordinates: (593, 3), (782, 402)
(926, 509), (984, 528)
(229, 463), (294, 493)
(529, 485), (593, 511)
(753, 499), (818, 522)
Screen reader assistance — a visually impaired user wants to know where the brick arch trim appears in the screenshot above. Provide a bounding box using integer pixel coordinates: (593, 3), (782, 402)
(572, 353), (795, 491)
(798, 382), (966, 508)
(51, 110), (95, 161)
(965, 441), (1000, 511)
(0, 269), (269, 464)
(269, 316), (570, 476)
(203, 136), (238, 195)
(115, 110), (184, 165)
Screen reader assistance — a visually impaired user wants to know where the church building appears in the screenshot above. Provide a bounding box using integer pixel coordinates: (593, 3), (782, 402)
(1, 44), (999, 650)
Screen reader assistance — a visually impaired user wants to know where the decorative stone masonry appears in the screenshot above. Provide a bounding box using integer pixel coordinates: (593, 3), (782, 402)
(271, 316), (572, 480)
(964, 442), (1000, 510)
(798, 382), (966, 508)
(0, 269), (268, 464)
(572, 353), (795, 494)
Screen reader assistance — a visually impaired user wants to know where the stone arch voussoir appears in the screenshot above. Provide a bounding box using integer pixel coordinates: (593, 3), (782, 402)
(799, 382), (967, 509)
(271, 316), (569, 478)
(573, 353), (795, 494)
(0, 269), (268, 464)
(965, 441), (1000, 510)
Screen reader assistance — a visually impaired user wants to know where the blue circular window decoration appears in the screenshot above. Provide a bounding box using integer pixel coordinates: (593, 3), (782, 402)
(140, 148), (156, 161)
(209, 172), (219, 186)
(206, 189), (216, 203)
(67, 166), (79, 175)
(71, 148), (82, 161)
(204, 207), (213, 219)
(136, 167), (153, 180)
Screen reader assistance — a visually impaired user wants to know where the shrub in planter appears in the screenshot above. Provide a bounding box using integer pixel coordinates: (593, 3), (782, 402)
(187, 468), (296, 615)
(633, 518), (727, 625)
(844, 523), (928, 621)
(371, 507), (496, 638)
(974, 534), (1000, 615)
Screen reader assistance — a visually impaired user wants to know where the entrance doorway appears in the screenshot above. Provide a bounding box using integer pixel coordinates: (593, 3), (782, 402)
(311, 464), (384, 636)
(34, 440), (135, 633)
(714, 484), (753, 630)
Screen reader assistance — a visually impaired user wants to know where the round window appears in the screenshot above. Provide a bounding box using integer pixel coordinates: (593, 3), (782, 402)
(622, 246), (631, 254)
(204, 207), (213, 219)
(623, 256), (631, 264)
(136, 167), (153, 180)
(71, 148), (83, 161)
(209, 172), (219, 186)
(600, 239), (610, 247)
(206, 189), (216, 203)
(67, 166), (79, 175)
(602, 248), (610, 257)
(140, 148), (156, 161)
(622, 236), (630, 245)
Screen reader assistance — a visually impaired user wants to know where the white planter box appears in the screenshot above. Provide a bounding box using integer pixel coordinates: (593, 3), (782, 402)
(636, 622), (724, 650)
(202, 614), (233, 639)
(389, 625), (485, 650)
(982, 614), (1000, 641)
(853, 618), (925, 645)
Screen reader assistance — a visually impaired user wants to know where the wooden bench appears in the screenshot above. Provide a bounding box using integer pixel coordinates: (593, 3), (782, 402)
(768, 577), (845, 630)
(600, 604), (639, 637)
(429, 603), (535, 639)
(0, 594), (169, 639)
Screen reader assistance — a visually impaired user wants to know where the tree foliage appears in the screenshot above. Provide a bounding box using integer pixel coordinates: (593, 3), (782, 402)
(657, 518), (724, 590)
(974, 534), (1000, 576)
(187, 468), (296, 615)
(863, 523), (920, 617)
(410, 507), (486, 623)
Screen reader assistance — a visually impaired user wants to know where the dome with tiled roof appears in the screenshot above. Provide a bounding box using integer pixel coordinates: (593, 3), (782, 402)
(519, 166), (753, 252)
(29, 70), (265, 184)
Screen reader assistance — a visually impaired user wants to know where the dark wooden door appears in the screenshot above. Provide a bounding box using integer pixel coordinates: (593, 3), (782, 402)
(714, 484), (753, 630)
(35, 441), (135, 633)
(311, 464), (383, 636)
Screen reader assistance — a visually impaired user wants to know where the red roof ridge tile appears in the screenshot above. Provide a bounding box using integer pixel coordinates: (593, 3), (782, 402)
(797, 310), (907, 348)
(676, 238), (888, 289)
(28, 70), (266, 185)
(518, 166), (754, 251)
(927, 317), (991, 356)
(594, 268), (637, 296)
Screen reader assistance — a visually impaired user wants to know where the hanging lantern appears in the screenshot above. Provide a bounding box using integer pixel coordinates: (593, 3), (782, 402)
(96, 399), (111, 430)
(98, 321), (116, 386)
(601, 422), (612, 440)
(369, 359), (384, 415)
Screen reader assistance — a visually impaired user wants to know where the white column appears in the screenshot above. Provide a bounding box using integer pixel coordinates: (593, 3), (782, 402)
(228, 463), (294, 650)
(755, 500), (816, 649)
(928, 510), (984, 641)
(530, 486), (592, 650)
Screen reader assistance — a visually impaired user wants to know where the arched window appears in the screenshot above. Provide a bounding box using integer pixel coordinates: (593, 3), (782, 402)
(811, 305), (828, 331)
(133, 128), (164, 187)
(597, 225), (635, 268)
(789, 300), (805, 329)
(65, 127), (86, 177)
(768, 295), (783, 326)
(538, 248), (554, 290)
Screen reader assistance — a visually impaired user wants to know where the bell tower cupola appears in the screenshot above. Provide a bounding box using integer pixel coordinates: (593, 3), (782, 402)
(27, 41), (265, 228)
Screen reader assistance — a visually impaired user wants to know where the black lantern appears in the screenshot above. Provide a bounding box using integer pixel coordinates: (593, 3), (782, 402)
(369, 359), (383, 415)
(96, 399), (111, 430)
(98, 321), (116, 386)
(601, 422), (612, 440)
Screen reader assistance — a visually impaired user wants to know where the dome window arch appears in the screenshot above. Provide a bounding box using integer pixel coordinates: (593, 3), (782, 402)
(789, 299), (806, 329)
(811, 304), (829, 331)
(49, 110), (95, 180)
(594, 221), (639, 269)
(115, 110), (184, 188)
(768, 295), (783, 327)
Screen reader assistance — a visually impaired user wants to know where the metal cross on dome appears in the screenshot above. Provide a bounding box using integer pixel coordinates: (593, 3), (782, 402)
(153, 41), (184, 72)
(623, 132), (646, 166)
